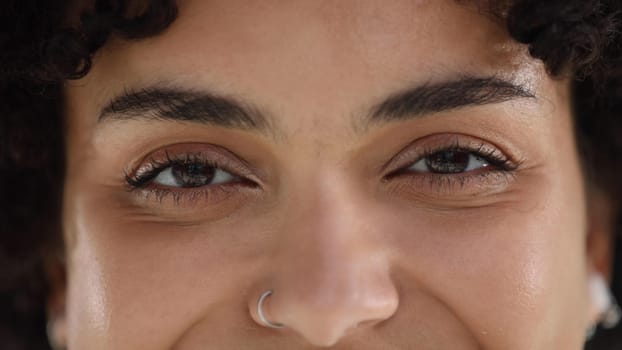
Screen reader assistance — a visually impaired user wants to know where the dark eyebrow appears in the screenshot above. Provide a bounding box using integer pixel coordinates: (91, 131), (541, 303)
(98, 76), (535, 135)
(99, 87), (271, 132)
(364, 76), (536, 126)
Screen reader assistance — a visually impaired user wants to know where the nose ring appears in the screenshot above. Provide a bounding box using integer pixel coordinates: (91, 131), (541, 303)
(258, 290), (286, 329)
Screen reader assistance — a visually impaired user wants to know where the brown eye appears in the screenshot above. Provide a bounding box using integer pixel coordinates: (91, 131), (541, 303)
(409, 150), (490, 174)
(153, 162), (236, 188)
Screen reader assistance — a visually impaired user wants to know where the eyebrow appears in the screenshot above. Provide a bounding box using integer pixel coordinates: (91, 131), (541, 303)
(99, 87), (271, 130)
(365, 76), (536, 125)
(98, 76), (536, 135)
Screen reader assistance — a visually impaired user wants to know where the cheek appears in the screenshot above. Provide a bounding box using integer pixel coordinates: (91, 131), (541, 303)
(63, 185), (266, 349)
(383, 164), (588, 347)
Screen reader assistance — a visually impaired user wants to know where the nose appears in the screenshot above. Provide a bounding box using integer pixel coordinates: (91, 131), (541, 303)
(248, 180), (399, 347)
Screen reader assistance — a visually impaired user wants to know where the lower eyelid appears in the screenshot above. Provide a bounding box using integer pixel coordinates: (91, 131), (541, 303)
(385, 170), (518, 199)
(130, 180), (256, 207)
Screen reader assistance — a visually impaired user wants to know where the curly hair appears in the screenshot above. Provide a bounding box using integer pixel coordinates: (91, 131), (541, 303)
(1, 0), (621, 349)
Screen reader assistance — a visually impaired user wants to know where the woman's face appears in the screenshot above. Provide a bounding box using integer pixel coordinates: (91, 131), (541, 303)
(62, 0), (595, 348)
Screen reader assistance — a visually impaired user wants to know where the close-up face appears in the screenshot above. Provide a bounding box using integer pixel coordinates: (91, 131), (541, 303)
(61, 0), (595, 348)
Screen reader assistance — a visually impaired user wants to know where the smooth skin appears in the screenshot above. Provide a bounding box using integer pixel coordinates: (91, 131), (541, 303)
(56, 0), (613, 348)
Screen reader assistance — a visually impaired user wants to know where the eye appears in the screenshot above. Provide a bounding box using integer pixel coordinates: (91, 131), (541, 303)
(152, 162), (237, 188)
(124, 144), (259, 207)
(383, 135), (523, 198)
(127, 154), (245, 191)
(408, 150), (491, 174)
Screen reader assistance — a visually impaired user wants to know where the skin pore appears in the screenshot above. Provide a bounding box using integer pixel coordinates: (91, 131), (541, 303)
(58, 0), (611, 348)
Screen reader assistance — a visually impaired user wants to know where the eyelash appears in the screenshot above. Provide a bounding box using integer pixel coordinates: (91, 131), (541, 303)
(124, 152), (256, 204)
(125, 141), (521, 204)
(416, 142), (516, 171)
(385, 141), (521, 190)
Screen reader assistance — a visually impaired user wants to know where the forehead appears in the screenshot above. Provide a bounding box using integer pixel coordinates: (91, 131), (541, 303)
(83, 0), (529, 85)
(68, 0), (541, 139)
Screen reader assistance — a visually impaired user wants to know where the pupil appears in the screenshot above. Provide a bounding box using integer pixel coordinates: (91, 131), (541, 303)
(171, 163), (215, 187)
(426, 151), (470, 173)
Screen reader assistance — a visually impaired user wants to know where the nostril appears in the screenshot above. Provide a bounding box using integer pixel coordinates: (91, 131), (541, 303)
(284, 311), (385, 347)
(256, 275), (400, 346)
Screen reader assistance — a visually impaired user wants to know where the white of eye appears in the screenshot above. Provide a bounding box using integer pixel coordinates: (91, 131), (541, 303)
(211, 168), (237, 184)
(464, 155), (490, 171)
(408, 154), (490, 173)
(152, 167), (236, 187)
